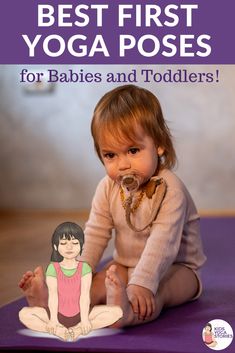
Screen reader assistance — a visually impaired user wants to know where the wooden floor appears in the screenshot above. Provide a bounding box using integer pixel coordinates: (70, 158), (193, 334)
(0, 210), (91, 307)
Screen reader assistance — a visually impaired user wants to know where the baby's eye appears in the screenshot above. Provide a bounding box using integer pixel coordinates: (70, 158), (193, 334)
(60, 242), (67, 245)
(103, 152), (115, 160)
(72, 241), (79, 245)
(128, 147), (140, 155)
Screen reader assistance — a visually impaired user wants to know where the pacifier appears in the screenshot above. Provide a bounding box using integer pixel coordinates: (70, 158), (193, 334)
(120, 174), (140, 193)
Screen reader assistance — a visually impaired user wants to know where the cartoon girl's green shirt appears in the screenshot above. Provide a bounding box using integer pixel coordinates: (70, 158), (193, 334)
(46, 261), (91, 277)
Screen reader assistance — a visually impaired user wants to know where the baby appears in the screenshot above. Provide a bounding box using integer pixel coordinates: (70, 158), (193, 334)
(19, 84), (206, 328)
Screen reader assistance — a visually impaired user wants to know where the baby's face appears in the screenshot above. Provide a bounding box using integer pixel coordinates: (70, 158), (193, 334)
(99, 126), (163, 187)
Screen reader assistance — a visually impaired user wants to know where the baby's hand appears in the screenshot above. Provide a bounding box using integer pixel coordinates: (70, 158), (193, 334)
(127, 284), (155, 320)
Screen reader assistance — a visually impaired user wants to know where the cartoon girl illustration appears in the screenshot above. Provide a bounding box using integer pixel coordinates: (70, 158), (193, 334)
(203, 323), (218, 348)
(19, 222), (123, 341)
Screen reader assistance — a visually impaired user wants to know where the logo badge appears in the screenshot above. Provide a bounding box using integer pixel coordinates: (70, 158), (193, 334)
(202, 319), (233, 350)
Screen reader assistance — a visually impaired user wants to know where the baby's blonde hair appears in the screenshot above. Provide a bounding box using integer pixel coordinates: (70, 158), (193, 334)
(91, 85), (176, 170)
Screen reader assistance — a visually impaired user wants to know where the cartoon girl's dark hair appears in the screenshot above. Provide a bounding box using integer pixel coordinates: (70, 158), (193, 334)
(206, 323), (212, 331)
(50, 222), (84, 262)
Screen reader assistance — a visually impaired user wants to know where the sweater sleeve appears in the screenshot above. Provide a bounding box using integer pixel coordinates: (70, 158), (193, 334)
(80, 177), (114, 271)
(128, 187), (187, 295)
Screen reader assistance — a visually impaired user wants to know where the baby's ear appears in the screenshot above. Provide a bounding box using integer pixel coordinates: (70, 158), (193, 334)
(157, 146), (164, 156)
(54, 244), (57, 251)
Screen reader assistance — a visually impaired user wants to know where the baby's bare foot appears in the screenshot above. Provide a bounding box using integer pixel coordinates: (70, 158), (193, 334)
(19, 271), (34, 291)
(105, 265), (133, 327)
(19, 266), (48, 307)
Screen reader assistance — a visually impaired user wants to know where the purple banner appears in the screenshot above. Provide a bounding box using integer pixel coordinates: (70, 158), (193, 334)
(0, 0), (234, 64)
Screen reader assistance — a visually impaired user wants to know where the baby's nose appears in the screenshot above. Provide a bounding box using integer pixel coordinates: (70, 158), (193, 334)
(118, 155), (131, 170)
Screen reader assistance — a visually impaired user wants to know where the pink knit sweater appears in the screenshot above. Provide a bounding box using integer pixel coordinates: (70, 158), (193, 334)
(81, 169), (206, 294)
